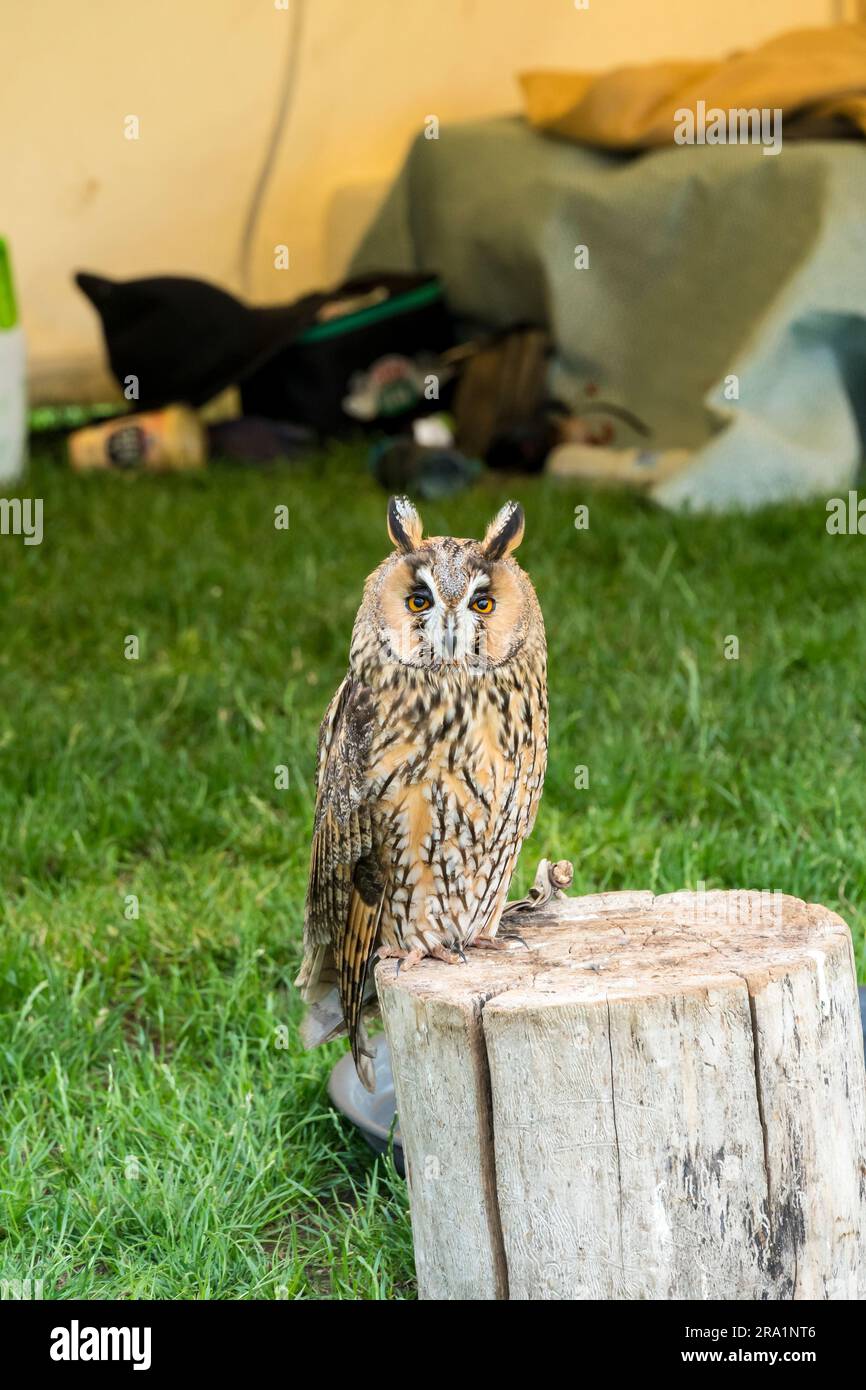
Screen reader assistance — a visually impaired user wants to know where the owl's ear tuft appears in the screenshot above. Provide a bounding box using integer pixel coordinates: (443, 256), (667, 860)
(482, 501), (525, 560)
(387, 496), (424, 553)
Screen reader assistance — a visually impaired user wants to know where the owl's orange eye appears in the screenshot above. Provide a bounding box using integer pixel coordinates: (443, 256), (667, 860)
(407, 592), (432, 613)
(470, 594), (495, 614)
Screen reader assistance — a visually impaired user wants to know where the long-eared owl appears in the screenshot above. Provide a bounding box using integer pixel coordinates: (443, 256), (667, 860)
(295, 496), (548, 1088)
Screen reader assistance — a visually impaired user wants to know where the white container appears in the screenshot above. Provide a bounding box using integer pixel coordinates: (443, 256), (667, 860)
(0, 239), (26, 485)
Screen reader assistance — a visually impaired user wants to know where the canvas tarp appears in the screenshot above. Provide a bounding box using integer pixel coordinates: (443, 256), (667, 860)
(352, 116), (866, 512)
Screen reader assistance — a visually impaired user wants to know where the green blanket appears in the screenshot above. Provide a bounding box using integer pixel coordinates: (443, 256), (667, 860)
(352, 117), (866, 512)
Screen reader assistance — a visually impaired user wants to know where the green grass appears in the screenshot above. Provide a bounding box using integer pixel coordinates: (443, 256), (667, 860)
(1, 444), (864, 1299)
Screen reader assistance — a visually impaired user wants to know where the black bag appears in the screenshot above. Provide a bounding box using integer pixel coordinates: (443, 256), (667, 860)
(241, 272), (454, 436)
(76, 268), (454, 436)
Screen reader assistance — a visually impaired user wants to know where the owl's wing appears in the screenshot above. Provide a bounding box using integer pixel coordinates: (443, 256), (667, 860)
(300, 676), (385, 1087)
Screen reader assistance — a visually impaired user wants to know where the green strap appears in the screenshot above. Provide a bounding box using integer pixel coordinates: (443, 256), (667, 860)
(298, 280), (442, 345)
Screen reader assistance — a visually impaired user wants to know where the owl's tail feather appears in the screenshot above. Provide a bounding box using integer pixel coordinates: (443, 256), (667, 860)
(345, 1010), (377, 1092)
(294, 943), (336, 999)
(296, 941), (379, 1091)
(299, 987), (346, 1047)
(296, 943), (347, 1045)
(298, 984), (379, 1093)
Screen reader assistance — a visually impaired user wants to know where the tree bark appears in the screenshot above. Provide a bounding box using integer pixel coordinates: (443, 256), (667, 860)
(376, 889), (866, 1300)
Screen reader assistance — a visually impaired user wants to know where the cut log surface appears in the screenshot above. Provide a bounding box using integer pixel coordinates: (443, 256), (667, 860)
(375, 889), (866, 1301)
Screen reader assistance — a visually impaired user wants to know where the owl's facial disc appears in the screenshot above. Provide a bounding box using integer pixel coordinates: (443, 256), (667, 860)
(409, 565), (492, 666)
(379, 554), (516, 669)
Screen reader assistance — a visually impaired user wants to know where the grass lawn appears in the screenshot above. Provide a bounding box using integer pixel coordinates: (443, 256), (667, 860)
(1, 443), (864, 1300)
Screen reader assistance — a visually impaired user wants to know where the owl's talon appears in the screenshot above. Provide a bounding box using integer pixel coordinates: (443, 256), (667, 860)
(397, 950), (424, 975)
(430, 944), (461, 965)
(378, 945), (425, 976)
(499, 930), (529, 949)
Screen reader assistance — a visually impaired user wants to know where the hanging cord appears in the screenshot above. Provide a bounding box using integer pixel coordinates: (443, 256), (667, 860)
(236, 0), (308, 296)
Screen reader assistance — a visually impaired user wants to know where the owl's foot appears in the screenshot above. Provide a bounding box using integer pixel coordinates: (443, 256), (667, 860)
(499, 929), (530, 949)
(471, 934), (528, 952)
(429, 943), (465, 966)
(377, 945), (425, 975)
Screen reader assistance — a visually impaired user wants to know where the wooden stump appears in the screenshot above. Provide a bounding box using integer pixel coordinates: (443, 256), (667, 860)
(375, 889), (866, 1301)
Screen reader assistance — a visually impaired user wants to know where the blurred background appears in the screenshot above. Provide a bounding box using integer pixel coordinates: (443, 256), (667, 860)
(5, 0), (856, 401)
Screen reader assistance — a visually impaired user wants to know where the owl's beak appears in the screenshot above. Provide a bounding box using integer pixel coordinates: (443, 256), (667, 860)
(442, 615), (457, 660)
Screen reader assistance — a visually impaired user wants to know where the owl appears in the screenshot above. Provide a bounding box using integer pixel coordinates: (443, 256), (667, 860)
(295, 496), (548, 1089)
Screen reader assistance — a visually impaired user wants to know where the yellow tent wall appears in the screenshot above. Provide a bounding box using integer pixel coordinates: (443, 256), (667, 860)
(2, 0), (838, 403)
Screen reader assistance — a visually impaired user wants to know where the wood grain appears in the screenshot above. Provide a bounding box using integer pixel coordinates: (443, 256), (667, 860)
(376, 889), (866, 1300)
